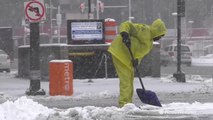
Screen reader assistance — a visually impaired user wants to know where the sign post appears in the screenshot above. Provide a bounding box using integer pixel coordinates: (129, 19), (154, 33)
(173, 0), (186, 82)
(24, 0), (46, 95)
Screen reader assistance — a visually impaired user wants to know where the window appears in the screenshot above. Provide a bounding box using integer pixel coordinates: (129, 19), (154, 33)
(174, 46), (190, 52)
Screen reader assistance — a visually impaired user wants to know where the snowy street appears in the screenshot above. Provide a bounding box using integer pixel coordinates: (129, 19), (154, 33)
(1, 0), (213, 119)
(1, 71), (213, 119)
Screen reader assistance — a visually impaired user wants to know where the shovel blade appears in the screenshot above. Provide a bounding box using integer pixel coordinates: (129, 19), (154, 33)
(136, 88), (162, 107)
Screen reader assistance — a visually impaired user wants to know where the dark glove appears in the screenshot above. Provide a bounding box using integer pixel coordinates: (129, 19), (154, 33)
(132, 59), (138, 67)
(120, 32), (131, 48)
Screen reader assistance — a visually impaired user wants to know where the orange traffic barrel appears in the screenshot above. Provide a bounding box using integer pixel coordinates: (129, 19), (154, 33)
(104, 18), (117, 43)
(49, 60), (73, 96)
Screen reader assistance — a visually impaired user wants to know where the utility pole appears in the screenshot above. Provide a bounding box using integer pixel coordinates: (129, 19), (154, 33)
(173, 0), (186, 82)
(88, 0), (95, 19)
(96, 0), (100, 19)
(211, 5), (213, 36)
(26, 22), (45, 95)
(46, 0), (57, 43)
(50, 0), (53, 43)
(56, 6), (61, 43)
(128, 0), (132, 22)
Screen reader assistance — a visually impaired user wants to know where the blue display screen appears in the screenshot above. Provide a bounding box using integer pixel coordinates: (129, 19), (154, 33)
(67, 19), (105, 44)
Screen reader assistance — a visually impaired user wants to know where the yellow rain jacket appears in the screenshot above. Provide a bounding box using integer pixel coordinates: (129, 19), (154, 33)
(108, 19), (167, 107)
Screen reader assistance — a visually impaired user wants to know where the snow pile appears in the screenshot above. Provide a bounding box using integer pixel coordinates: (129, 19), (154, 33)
(54, 106), (124, 120)
(1, 97), (213, 120)
(0, 96), (53, 120)
(46, 104), (141, 120)
(0, 97), (137, 120)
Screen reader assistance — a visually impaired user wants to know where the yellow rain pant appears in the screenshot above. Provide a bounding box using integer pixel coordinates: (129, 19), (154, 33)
(112, 55), (134, 107)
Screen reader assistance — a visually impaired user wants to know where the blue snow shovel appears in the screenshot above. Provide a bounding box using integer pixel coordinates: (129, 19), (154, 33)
(127, 46), (162, 107)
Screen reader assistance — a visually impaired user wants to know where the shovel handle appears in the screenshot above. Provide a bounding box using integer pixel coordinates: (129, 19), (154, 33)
(127, 46), (146, 90)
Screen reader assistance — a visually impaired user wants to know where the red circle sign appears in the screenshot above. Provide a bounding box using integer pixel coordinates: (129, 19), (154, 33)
(25, 1), (45, 22)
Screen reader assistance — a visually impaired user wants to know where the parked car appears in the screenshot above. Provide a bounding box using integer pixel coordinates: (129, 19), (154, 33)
(161, 44), (192, 66)
(204, 44), (213, 56)
(160, 49), (172, 66)
(0, 49), (10, 72)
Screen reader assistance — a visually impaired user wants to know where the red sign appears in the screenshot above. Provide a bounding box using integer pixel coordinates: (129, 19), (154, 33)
(24, 0), (46, 23)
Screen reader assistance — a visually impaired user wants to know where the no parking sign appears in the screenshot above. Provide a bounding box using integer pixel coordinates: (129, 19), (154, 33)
(24, 0), (46, 23)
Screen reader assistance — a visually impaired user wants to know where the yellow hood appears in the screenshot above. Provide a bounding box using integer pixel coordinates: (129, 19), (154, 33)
(150, 19), (167, 38)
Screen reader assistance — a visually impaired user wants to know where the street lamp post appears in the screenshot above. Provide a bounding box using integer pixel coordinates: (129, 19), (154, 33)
(56, 6), (61, 43)
(88, 0), (95, 19)
(88, 0), (91, 19)
(173, 0), (186, 82)
(128, 0), (135, 22)
(96, 0), (99, 19)
(46, 0), (57, 43)
(128, 0), (131, 22)
(50, 0), (52, 43)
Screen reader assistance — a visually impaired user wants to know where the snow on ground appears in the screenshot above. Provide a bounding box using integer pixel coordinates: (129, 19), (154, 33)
(1, 96), (213, 120)
(0, 71), (213, 120)
(1, 56), (213, 120)
(192, 54), (213, 66)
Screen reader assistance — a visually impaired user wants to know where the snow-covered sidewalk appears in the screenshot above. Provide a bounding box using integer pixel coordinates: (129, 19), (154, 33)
(1, 72), (213, 119)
